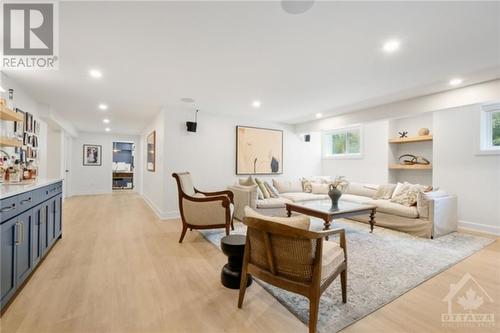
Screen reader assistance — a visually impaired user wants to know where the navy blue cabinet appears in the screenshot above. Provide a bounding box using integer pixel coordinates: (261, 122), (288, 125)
(0, 181), (63, 311)
(0, 218), (17, 308)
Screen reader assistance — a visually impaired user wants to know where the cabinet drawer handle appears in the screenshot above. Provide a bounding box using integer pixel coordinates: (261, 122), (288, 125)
(20, 222), (24, 244)
(15, 222), (21, 245)
(20, 198), (32, 204)
(1, 203), (16, 212)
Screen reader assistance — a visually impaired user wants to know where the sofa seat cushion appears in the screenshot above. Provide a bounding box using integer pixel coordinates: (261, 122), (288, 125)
(321, 241), (345, 282)
(280, 192), (329, 202)
(372, 199), (419, 218)
(256, 197), (292, 209)
(340, 194), (376, 205)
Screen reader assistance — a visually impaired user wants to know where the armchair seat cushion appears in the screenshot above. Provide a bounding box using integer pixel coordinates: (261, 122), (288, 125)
(321, 241), (345, 282)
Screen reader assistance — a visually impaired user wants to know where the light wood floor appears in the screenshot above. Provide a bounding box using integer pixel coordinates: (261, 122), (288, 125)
(1, 193), (498, 333)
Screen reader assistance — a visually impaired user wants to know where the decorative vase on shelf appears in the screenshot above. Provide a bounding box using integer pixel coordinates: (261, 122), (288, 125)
(328, 184), (342, 210)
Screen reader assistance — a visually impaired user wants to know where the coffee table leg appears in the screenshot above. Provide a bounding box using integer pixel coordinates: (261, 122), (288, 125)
(286, 206), (292, 218)
(324, 218), (331, 240)
(369, 209), (376, 233)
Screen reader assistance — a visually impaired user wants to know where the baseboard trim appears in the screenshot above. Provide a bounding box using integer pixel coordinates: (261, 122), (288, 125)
(458, 220), (500, 236)
(141, 194), (180, 220)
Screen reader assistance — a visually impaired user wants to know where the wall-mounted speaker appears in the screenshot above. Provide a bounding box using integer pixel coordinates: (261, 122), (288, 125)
(186, 121), (197, 132)
(304, 134), (311, 142)
(186, 109), (199, 132)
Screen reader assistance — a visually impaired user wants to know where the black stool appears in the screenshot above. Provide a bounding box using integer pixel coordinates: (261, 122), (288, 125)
(220, 234), (252, 289)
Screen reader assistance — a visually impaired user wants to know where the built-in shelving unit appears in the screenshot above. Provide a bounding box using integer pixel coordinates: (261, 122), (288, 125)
(388, 135), (433, 144)
(388, 113), (434, 185)
(0, 105), (24, 122)
(389, 163), (432, 170)
(0, 137), (22, 147)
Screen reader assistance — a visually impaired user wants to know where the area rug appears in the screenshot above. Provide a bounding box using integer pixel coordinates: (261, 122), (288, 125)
(200, 218), (495, 333)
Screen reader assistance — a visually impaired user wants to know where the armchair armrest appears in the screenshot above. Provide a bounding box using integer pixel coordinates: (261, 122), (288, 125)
(195, 188), (234, 203)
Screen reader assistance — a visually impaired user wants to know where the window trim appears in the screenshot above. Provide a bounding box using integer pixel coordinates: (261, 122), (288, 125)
(322, 124), (363, 160)
(479, 103), (500, 154)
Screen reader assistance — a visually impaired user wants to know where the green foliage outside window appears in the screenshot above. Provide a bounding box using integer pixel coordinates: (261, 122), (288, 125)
(330, 128), (361, 155)
(493, 111), (500, 146)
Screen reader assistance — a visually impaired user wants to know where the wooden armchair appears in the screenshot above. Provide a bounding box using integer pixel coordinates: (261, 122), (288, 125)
(172, 172), (234, 243)
(238, 208), (347, 333)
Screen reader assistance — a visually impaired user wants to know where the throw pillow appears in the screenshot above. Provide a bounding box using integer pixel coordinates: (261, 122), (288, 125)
(255, 178), (270, 199)
(390, 182), (422, 207)
(301, 177), (314, 193)
(374, 184), (397, 200)
(264, 181), (279, 198)
(311, 183), (330, 194)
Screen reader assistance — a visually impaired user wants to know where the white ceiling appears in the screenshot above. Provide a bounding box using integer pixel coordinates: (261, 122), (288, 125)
(3, 1), (500, 134)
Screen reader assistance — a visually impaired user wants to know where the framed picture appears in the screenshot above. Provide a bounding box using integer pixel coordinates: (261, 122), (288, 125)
(236, 126), (283, 175)
(83, 144), (102, 166)
(147, 131), (156, 172)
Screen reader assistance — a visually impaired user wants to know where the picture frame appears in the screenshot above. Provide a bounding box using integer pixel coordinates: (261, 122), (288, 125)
(83, 144), (102, 166)
(147, 131), (156, 172)
(236, 125), (283, 175)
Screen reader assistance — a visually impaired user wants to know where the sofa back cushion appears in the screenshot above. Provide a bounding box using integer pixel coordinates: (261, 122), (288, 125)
(344, 182), (378, 198)
(311, 183), (330, 194)
(273, 179), (303, 193)
(373, 184), (397, 200)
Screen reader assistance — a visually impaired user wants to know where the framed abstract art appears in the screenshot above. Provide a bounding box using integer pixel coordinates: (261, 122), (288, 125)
(236, 126), (283, 175)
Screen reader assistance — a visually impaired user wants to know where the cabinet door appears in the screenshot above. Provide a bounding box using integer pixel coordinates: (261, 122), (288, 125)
(54, 194), (62, 238)
(32, 204), (44, 265)
(46, 197), (56, 247)
(15, 210), (34, 285)
(0, 218), (17, 307)
(39, 202), (49, 257)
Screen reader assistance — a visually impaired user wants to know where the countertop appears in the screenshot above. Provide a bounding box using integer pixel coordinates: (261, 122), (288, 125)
(0, 178), (63, 199)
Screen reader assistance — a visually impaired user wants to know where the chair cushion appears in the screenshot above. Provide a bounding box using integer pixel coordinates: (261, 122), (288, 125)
(273, 179), (303, 193)
(178, 173), (195, 196)
(256, 197), (292, 209)
(321, 241), (345, 282)
(372, 199), (419, 218)
(280, 192), (329, 202)
(244, 207), (310, 230)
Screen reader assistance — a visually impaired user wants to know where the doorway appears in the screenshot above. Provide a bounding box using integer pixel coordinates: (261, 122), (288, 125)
(112, 141), (135, 190)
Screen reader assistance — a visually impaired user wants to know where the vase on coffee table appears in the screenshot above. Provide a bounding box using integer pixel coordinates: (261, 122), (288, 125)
(328, 184), (342, 210)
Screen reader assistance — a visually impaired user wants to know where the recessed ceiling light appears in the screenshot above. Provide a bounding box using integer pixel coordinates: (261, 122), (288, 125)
(315, 113), (323, 119)
(382, 39), (400, 53)
(449, 78), (463, 86)
(98, 103), (108, 111)
(252, 100), (261, 108)
(105, 127), (111, 132)
(89, 69), (103, 78)
(181, 97), (195, 103)
(103, 118), (110, 124)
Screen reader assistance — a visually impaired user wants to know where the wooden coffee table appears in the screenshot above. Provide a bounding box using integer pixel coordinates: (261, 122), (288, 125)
(285, 200), (377, 239)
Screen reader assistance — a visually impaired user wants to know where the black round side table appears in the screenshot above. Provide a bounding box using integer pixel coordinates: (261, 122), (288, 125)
(220, 234), (252, 289)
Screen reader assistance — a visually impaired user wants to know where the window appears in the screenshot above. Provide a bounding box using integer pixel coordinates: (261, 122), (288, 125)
(480, 103), (500, 152)
(322, 125), (362, 158)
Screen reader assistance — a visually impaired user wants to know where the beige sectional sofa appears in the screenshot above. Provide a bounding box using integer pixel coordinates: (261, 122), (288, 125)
(229, 178), (457, 238)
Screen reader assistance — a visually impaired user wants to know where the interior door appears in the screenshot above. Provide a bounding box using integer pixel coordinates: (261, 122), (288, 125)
(63, 134), (72, 198)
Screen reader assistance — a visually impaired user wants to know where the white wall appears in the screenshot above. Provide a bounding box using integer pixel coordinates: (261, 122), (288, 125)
(140, 108), (322, 218)
(322, 120), (389, 184)
(433, 104), (500, 234)
(46, 128), (62, 179)
(1, 72), (49, 178)
(140, 110), (167, 216)
(71, 132), (141, 196)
